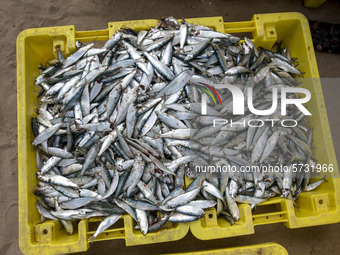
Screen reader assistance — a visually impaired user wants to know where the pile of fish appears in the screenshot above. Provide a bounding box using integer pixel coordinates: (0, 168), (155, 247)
(32, 17), (326, 241)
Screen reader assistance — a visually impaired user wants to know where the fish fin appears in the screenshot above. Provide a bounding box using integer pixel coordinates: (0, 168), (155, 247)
(88, 235), (96, 244)
(294, 203), (301, 212)
(74, 121), (81, 131)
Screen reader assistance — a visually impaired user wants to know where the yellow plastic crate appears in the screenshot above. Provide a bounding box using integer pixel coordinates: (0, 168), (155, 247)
(304, 0), (327, 8)
(161, 242), (288, 255)
(17, 13), (340, 254)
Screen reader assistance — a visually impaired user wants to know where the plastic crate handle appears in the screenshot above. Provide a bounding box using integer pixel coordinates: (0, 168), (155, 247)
(75, 29), (110, 42)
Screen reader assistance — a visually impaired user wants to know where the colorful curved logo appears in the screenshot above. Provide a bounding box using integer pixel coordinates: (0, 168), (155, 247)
(198, 82), (222, 106)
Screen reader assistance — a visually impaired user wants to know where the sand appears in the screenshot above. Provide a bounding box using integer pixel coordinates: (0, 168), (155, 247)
(0, 0), (339, 254)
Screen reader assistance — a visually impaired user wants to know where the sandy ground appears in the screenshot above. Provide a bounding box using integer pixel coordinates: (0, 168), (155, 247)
(0, 0), (339, 254)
